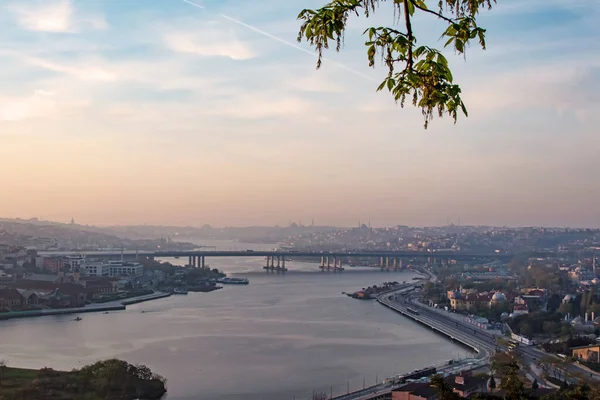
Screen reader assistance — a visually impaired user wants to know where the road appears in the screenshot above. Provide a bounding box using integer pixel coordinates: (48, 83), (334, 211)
(402, 286), (600, 387)
(334, 267), (600, 399)
(331, 285), (496, 400)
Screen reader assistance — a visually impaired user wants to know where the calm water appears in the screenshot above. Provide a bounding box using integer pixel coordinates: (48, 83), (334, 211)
(0, 243), (470, 400)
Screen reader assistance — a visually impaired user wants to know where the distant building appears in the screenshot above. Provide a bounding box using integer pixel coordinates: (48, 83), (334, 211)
(569, 266), (595, 284)
(78, 277), (118, 299)
(391, 372), (487, 399)
(392, 382), (438, 400)
(512, 303), (529, 316)
(447, 290), (505, 312)
(0, 288), (24, 309)
(82, 262), (110, 277)
(0, 271), (14, 284)
(22, 273), (72, 284)
(9, 281), (87, 307)
(460, 270), (517, 281)
(82, 261), (143, 278)
(41, 257), (64, 274)
(0, 246), (28, 268)
(572, 344), (600, 363)
(63, 255), (86, 272)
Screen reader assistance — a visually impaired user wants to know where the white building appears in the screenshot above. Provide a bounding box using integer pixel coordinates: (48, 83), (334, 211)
(82, 262), (110, 277)
(82, 261), (143, 278)
(107, 261), (144, 277)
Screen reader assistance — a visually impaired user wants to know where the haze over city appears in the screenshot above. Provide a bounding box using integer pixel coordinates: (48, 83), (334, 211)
(1, 0), (599, 228)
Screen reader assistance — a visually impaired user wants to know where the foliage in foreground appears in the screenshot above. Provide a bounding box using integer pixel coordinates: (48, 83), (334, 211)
(0, 359), (166, 400)
(297, 0), (496, 128)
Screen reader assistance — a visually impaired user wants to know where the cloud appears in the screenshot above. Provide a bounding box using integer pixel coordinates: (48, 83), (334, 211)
(0, 90), (88, 122)
(8, 0), (107, 33)
(283, 73), (345, 93)
(34, 89), (55, 96)
(207, 93), (318, 119)
(463, 59), (600, 121)
(27, 56), (117, 81)
(164, 25), (256, 60)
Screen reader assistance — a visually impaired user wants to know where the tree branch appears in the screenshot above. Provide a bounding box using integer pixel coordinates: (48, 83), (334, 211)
(402, 0), (414, 70)
(409, 0), (455, 24)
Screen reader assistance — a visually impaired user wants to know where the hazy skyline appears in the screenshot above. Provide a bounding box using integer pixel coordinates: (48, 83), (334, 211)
(1, 0), (599, 228)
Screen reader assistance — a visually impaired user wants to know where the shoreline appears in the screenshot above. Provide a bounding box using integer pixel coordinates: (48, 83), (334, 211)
(0, 291), (171, 321)
(329, 270), (491, 400)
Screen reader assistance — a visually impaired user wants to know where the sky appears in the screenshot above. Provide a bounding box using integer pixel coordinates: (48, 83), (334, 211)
(0, 0), (599, 228)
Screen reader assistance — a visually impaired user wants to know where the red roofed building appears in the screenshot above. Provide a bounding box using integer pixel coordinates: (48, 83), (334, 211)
(9, 280), (87, 307)
(79, 277), (118, 299)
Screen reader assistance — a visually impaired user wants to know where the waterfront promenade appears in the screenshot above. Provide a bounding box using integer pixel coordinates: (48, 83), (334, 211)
(0, 291), (171, 320)
(330, 282), (497, 400)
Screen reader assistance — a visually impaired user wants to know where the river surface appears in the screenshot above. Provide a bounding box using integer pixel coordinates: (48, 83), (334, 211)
(0, 240), (471, 400)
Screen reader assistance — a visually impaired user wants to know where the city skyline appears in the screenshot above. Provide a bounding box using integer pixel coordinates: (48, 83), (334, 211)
(1, 0), (599, 228)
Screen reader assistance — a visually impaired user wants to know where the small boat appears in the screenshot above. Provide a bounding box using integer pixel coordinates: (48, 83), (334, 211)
(173, 288), (188, 295)
(103, 312), (109, 314)
(74, 317), (82, 321)
(216, 277), (249, 285)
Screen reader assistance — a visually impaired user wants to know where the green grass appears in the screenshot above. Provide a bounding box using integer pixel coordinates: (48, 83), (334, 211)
(0, 367), (38, 397)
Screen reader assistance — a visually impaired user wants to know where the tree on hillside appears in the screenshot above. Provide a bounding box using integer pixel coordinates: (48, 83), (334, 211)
(297, 0), (495, 128)
(500, 360), (525, 400)
(430, 374), (460, 400)
(0, 360), (6, 387)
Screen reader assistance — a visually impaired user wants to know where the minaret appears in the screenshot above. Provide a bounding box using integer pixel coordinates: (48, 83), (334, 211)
(594, 256), (597, 277)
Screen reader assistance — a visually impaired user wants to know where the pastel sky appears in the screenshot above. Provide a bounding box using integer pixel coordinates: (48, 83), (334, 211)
(1, 0), (599, 228)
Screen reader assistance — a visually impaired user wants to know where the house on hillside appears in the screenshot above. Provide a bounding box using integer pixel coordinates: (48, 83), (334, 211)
(572, 344), (600, 363)
(391, 372), (488, 399)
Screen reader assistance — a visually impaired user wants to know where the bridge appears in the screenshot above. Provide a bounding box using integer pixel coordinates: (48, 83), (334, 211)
(39, 249), (522, 272)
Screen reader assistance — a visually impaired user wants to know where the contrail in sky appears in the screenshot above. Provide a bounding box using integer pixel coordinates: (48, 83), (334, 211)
(181, 0), (377, 82)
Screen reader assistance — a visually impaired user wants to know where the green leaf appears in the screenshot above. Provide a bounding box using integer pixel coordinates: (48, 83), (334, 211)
(297, 0), (494, 128)
(387, 78), (395, 91)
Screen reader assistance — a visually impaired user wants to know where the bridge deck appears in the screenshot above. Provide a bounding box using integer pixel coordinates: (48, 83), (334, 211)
(40, 250), (519, 260)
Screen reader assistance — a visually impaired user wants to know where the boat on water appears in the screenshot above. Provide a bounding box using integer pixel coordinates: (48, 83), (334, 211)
(74, 317), (82, 321)
(173, 288), (188, 295)
(216, 277), (249, 285)
(188, 285), (222, 292)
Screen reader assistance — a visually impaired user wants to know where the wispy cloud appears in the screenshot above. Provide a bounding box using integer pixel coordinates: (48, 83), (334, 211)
(283, 72), (345, 93)
(0, 90), (88, 122)
(164, 26), (256, 60)
(208, 93), (318, 119)
(8, 0), (107, 33)
(463, 58), (600, 122)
